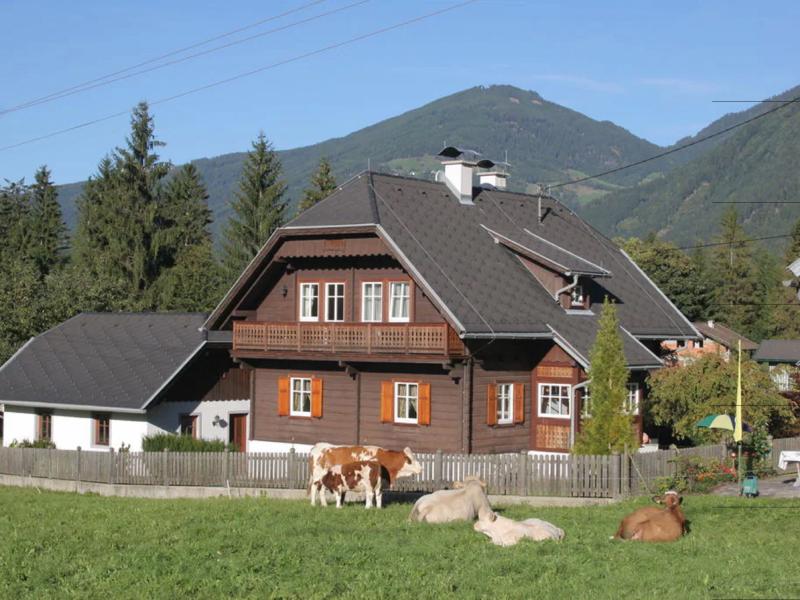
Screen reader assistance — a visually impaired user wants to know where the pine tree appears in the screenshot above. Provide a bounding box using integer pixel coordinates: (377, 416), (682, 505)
(298, 157), (336, 213)
(222, 132), (287, 281)
(28, 166), (67, 276)
(160, 163), (212, 256)
(573, 299), (638, 455)
(0, 179), (32, 261)
(708, 207), (761, 338)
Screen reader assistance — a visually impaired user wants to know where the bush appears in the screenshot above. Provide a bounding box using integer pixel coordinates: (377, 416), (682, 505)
(141, 434), (230, 452)
(9, 438), (56, 449)
(654, 455), (736, 494)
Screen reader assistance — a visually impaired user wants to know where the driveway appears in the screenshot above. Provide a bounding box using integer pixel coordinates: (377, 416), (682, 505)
(713, 475), (800, 498)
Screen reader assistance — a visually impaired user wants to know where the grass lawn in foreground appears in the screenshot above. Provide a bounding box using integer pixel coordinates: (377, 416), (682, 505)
(0, 487), (797, 599)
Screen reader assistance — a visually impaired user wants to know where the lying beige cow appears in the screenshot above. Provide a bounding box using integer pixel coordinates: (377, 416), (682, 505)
(408, 477), (491, 523)
(474, 510), (565, 546)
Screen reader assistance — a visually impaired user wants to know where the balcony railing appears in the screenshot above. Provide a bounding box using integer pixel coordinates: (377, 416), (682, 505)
(233, 321), (464, 357)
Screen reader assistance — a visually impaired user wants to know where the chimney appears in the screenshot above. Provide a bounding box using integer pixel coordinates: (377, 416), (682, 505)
(442, 160), (476, 204)
(707, 319), (714, 328)
(478, 171), (508, 189)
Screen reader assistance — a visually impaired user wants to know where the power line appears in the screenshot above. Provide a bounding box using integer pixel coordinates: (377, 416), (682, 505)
(676, 233), (793, 251)
(0, 0), (478, 153)
(549, 94), (800, 189)
(712, 100), (800, 103)
(0, 0), (369, 115)
(0, 0), (328, 115)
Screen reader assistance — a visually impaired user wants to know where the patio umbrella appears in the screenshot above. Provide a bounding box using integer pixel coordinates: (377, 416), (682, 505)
(695, 414), (752, 432)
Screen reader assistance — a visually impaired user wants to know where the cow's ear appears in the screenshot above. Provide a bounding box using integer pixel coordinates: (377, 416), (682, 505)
(453, 481), (464, 489)
(652, 495), (663, 504)
(489, 512), (498, 522)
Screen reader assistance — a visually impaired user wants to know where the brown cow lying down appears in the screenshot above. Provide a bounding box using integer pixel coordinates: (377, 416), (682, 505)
(474, 510), (565, 546)
(614, 490), (686, 542)
(309, 443), (422, 507)
(317, 460), (387, 509)
(408, 477), (492, 523)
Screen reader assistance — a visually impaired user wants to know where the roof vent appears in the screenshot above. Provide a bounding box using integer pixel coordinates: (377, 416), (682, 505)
(437, 146), (493, 205)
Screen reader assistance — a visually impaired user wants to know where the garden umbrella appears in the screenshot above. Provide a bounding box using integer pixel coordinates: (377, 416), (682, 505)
(695, 414), (752, 432)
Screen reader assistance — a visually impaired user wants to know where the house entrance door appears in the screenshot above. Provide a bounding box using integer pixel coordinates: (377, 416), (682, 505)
(229, 414), (247, 452)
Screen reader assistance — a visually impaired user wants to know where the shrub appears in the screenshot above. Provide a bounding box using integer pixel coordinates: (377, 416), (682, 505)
(654, 455), (736, 494)
(9, 438), (56, 449)
(141, 434), (230, 452)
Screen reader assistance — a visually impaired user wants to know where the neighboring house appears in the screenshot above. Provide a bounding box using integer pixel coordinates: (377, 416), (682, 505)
(0, 313), (251, 451)
(785, 257), (800, 300)
(754, 340), (800, 392)
(203, 154), (698, 454)
(662, 320), (757, 364)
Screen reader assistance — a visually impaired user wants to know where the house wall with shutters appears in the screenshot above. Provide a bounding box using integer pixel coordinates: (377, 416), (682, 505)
(530, 344), (584, 452)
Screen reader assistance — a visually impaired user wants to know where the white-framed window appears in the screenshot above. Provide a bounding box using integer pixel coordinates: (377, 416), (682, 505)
(625, 383), (640, 415)
(394, 382), (419, 424)
(570, 285), (585, 307)
(580, 387), (591, 418)
(389, 281), (411, 322)
(497, 383), (514, 424)
(676, 339), (687, 348)
(325, 282), (345, 322)
(362, 282), (383, 322)
(290, 377), (312, 416)
(538, 383), (571, 419)
(299, 283), (319, 321)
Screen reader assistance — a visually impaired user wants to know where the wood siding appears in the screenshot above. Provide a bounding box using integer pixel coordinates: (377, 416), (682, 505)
(530, 344), (583, 452)
(161, 351), (250, 402)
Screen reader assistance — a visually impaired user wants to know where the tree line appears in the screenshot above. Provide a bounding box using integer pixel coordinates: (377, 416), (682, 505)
(0, 102), (337, 363)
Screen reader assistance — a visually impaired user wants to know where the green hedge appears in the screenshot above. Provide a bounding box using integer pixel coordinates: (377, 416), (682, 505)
(141, 434), (230, 453)
(9, 439), (56, 449)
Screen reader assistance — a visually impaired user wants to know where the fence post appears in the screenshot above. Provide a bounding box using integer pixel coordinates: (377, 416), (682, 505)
(108, 448), (115, 485)
(433, 449), (443, 489)
(224, 448), (230, 486)
(288, 448), (296, 489)
(162, 449), (169, 487)
(610, 452), (620, 499)
(622, 445), (630, 498)
(76, 447), (82, 489)
(517, 450), (528, 496)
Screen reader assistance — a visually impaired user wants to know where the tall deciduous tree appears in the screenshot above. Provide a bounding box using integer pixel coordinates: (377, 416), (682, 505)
(573, 299), (638, 455)
(298, 157), (336, 213)
(222, 132), (287, 282)
(28, 166), (67, 276)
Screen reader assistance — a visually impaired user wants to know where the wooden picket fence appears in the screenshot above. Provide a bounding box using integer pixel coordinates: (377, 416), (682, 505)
(0, 437), (797, 499)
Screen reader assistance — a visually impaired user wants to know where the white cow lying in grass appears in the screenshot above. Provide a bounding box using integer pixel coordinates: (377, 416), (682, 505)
(408, 477), (491, 523)
(474, 510), (565, 546)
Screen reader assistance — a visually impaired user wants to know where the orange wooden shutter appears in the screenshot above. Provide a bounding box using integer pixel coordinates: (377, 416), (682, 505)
(277, 377), (290, 416)
(311, 377), (323, 418)
(514, 383), (525, 424)
(418, 383), (431, 426)
(380, 381), (394, 423)
(486, 383), (497, 426)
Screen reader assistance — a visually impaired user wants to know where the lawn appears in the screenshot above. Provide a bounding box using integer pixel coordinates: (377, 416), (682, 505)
(0, 487), (797, 599)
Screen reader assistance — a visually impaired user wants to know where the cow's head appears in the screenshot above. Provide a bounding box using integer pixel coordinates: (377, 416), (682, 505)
(397, 447), (422, 477)
(474, 508), (497, 532)
(453, 475), (487, 490)
(653, 490), (682, 508)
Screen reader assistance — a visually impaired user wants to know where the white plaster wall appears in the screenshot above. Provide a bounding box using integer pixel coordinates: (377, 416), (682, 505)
(248, 440), (313, 453)
(2, 405), (36, 446)
(2, 405), (148, 451)
(146, 399), (250, 445)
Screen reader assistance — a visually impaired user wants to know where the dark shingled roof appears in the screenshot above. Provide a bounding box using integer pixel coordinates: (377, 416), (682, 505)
(693, 321), (758, 352)
(754, 340), (800, 364)
(212, 171), (696, 368)
(0, 313), (206, 411)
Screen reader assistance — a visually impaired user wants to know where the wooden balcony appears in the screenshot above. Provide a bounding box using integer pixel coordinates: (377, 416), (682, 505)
(233, 321), (464, 358)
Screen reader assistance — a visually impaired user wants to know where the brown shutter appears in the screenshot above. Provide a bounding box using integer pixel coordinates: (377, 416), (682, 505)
(311, 377), (323, 418)
(380, 381), (394, 423)
(486, 383), (497, 426)
(418, 383), (431, 426)
(514, 383), (525, 424)
(277, 377), (290, 416)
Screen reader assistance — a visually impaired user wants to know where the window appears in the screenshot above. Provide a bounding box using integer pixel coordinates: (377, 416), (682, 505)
(179, 414), (198, 438)
(362, 282), (383, 322)
(290, 377), (312, 416)
(389, 282), (411, 322)
(696, 339), (704, 349)
(94, 414), (111, 446)
(625, 383), (640, 415)
(325, 282), (345, 322)
(676, 339), (687, 348)
(37, 412), (52, 441)
(496, 383), (514, 424)
(538, 383), (571, 418)
(394, 382), (419, 424)
(299, 283), (319, 321)
(570, 285), (585, 308)
(580, 387), (591, 418)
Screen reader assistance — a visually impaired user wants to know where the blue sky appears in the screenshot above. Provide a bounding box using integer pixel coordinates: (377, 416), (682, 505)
(2, 0), (799, 184)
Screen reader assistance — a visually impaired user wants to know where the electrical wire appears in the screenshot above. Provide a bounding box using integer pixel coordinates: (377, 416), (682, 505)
(0, 0), (478, 153)
(676, 234), (793, 251)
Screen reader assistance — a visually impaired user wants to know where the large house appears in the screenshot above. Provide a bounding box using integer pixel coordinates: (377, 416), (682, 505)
(662, 320), (757, 364)
(0, 152), (698, 453)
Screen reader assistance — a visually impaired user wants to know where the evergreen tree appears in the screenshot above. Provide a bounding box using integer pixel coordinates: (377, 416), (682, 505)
(222, 132), (287, 281)
(298, 157), (336, 213)
(708, 208), (761, 338)
(28, 166), (67, 276)
(573, 299), (638, 455)
(161, 163), (212, 253)
(0, 179), (32, 260)
(155, 244), (225, 312)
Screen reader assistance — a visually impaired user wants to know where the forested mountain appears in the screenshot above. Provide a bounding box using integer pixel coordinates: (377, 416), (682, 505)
(579, 85), (800, 249)
(55, 84), (689, 236)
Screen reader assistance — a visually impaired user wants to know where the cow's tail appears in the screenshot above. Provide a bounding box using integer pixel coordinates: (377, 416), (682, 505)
(306, 455), (314, 496)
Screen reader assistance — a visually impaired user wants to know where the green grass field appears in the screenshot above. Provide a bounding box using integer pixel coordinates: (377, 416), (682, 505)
(0, 487), (796, 599)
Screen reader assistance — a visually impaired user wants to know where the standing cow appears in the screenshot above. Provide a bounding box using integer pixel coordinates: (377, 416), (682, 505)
(317, 460), (386, 508)
(309, 443), (422, 507)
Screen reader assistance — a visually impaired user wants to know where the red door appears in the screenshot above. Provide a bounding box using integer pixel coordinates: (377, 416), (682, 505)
(229, 414), (247, 452)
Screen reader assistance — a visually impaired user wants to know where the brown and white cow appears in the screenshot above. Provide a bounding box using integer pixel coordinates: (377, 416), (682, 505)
(317, 460), (386, 508)
(614, 490), (686, 542)
(309, 443), (422, 506)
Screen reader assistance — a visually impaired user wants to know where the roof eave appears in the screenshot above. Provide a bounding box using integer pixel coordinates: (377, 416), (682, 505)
(2, 400), (147, 414)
